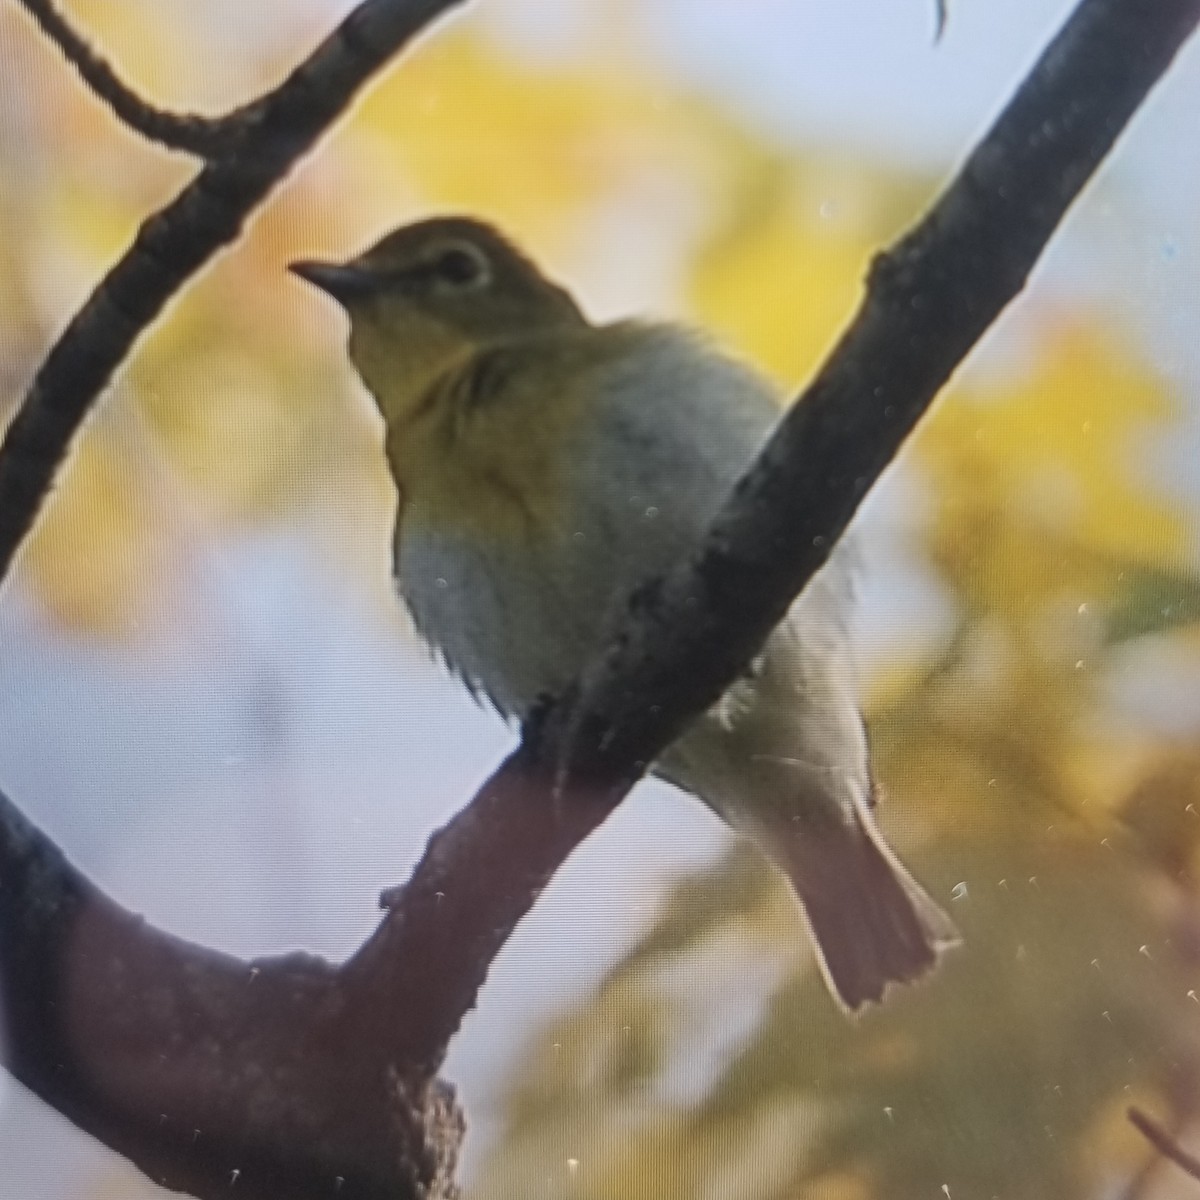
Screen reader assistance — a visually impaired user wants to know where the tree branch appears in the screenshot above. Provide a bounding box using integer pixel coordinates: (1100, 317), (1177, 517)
(1129, 1107), (1200, 1183)
(0, 788), (464, 1200)
(1, 0), (1197, 1198)
(556, 0), (1200, 787)
(14, 0), (241, 157)
(340, 0), (1200, 1071)
(0, 0), (467, 586)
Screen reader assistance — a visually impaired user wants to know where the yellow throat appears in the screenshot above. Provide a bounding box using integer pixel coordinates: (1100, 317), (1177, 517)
(291, 216), (591, 540)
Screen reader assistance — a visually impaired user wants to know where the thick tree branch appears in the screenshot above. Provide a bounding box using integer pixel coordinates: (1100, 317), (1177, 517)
(14, 0), (241, 156)
(0, 788), (463, 1200)
(340, 0), (1200, 1067)
(1, 0), (1197, 1198)
(557, 0), (1200, 785)
(0, 0), (467, 585)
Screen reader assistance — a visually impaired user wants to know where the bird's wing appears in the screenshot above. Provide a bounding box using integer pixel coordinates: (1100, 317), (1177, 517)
(563, 322), (783, 590)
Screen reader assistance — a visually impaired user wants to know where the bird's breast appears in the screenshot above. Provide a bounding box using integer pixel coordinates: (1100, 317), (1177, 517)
(395, 491), (616, 718)
(390, 322), (785, 718)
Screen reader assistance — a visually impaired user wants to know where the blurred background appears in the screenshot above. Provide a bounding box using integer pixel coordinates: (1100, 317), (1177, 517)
(3, 0), (1200, 1196)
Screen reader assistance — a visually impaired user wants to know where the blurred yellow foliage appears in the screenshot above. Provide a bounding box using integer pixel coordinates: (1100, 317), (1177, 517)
(19, 411), (176, 636)
(688, 152), (891, 388)
(919, 321), (1185, 587)
(357, 31), (701, 249)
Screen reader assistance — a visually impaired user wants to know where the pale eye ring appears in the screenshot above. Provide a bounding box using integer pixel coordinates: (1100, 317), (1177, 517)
(429, 243), (489, 289)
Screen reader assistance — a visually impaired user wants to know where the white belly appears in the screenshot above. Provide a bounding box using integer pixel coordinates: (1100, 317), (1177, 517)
(396, 514), (603, 717)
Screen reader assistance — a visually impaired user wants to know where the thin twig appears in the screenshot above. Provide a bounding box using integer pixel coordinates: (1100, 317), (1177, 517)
(0, 0), (465, 585)
(1129, 1107), (1200, 1183)
(15, 0), (240, 157)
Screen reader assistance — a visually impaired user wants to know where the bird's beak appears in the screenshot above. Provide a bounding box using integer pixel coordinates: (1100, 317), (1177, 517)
(288, 260), (379, 306)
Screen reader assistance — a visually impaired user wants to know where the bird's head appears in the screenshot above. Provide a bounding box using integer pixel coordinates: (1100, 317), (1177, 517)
(290, 216), (584, 426)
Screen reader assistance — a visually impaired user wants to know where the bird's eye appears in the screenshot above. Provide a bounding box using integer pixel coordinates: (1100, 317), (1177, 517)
(430, 245), (488, 289)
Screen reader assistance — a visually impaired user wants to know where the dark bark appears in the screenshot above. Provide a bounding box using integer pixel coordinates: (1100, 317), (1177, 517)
(15, 0), (240, 156)
(0, 0), (467, 582)
(1129, 1106), (1200, 1183)
(0, 788), (463, 1200)
(557, 0), (1200, 784)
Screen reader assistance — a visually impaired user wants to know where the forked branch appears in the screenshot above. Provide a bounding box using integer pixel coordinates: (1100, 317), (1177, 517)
(0, 0), (468, 583)
(15, 0), (242, 156)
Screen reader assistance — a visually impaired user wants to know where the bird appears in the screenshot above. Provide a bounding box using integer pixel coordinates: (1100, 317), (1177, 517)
(290, 215), (957, 1010)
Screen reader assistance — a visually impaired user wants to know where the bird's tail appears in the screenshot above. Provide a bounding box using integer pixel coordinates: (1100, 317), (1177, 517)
(779, 804), (958, 1011)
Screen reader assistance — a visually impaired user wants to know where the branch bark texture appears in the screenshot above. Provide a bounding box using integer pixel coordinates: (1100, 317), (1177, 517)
(0, 789), (462, 1200)
(15, 0), (240, 155)
(1, 0), (1197, 1198)
(559, 0), (1200, 782)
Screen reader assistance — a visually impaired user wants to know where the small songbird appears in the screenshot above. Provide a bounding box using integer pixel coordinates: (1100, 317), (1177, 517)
(291, 216), (957, 1010)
